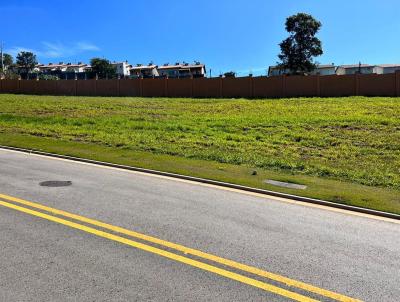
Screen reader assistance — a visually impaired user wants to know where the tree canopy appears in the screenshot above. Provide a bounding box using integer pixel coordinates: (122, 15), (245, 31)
(224, 71), (236, 78)
(90, 58), (116, 79)
(16, 51), (37, 73)
(277, 13), (323, 75)
(2, 53), (13, 68)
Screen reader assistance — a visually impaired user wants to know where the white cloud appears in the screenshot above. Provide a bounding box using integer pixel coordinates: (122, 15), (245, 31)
(41, 42), (66, 58)
(75, 42), (100, 51)
(5, 41), (100, 60)
(6, 46), (38, 57)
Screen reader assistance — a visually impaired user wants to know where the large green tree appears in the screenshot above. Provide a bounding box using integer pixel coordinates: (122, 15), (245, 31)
(2, 53), (13, 68)
(90, 58), (116, 79)
(16, 51), (37, 73)
(277, 13), (323, 75)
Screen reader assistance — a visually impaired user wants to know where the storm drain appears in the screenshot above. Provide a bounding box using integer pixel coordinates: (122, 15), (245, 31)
(39, 181), (72, 187)
(264, 180), (307, 190)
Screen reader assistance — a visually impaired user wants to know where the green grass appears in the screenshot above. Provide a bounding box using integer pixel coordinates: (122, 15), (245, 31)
(0, 94), (399, 214)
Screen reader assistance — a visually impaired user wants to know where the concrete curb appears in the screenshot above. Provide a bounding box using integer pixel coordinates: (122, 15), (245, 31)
(1, 144), (399, 221)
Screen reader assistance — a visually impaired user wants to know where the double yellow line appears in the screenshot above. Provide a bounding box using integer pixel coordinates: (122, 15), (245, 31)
(0, 193), (361, 302)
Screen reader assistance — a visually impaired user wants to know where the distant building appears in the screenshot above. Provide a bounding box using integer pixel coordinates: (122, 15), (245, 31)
(157, 62), (206, 78)
(267, 66), (286, 76)
(111, 61), (131, 77)
(35, 62), (90, 73)
(376, 64), (400, 74)
(268, 63), (400, 76)
(268, 64), (336, 76)
(130, 64), (159, 78)
(65, 62), (90, 73)
(36, 62), (68, 73)
(309, 64), (336, 76)
(335, 64), (380, 75)
(182, 62), (207, 77)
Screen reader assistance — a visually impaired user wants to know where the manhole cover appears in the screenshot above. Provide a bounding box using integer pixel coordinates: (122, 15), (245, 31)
(264, 180), (307, 190)
(39, 181), (72, 187)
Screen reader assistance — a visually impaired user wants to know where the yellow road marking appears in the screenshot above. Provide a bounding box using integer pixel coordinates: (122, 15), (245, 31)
(0, 200), (318, 302)
(0, 193), (361, 302)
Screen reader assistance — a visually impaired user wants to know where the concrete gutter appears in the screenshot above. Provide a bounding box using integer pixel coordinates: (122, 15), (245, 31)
(1, 144), (399, 221)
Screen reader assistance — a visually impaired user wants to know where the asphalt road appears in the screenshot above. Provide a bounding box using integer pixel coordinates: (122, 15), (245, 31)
(0, 149), (399, 302)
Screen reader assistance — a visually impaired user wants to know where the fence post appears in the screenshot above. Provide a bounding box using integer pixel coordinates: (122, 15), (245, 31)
(219, 77), (223, 98)
(139, 77), (143, 97)
(249, 76), (253, 98)
(164, 77), (168, 97)
(94, 78), (98, 96)
(117, 78), (120, 97)
(316, 75), (321, 97)
(396, 71), (400, 97)
(281, 75), (286, 98)
(191, 75), (194, 98)
(355, 74), (360, 96)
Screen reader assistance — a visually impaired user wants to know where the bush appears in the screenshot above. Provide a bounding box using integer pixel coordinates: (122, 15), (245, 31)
(1, 70), (20, 80)
(38, 74), (59, 80)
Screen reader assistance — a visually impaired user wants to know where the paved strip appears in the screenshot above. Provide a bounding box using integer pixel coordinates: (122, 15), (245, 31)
(0, 199), (320, 302)
(0, 193), (361, 302)
(2, 147), (399, 225)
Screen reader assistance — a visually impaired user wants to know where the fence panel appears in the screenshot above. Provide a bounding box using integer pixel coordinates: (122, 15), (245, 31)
(36, 80), (58, 95)
(1, 80), (20, 93)
(396, 71), (400, 97)
(96, 79), (119, 96)
(193, 78), (221, 98)
(56, 80), (76, 96)
(285, 75), (318, 97)
(119, 79), (141, 97)
(252, 76), (284, 98)
(76, 80), (97, 96)
(222, 77), (252, 98)
(320, 75), (355, 97)
(142, 78), (166, 97)
(19, 80), (38, 95)
(167, 78), (192, 97)
(358, 73), (396, 96)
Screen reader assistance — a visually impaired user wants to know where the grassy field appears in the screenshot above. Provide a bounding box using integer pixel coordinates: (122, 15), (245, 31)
(0, 94), (399, 213)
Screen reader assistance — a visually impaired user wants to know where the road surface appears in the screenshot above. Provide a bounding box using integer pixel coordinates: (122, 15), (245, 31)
(0, 149), (399, 301)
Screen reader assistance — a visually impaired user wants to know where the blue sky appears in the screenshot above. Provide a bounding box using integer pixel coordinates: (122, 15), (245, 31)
(2, 0), (400, 76)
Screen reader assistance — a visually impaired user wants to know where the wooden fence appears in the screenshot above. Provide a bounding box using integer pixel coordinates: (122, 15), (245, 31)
(1, 72), (400, 98)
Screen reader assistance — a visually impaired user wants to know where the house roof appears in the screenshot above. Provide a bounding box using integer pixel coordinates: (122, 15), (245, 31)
(377, 64), (400, 68)
(158, 64), (205, 70)
(315, 64), (336, 69)
(65, 64), (89, 68)
(37, 63), (88, 68)
(269, 64), (335, 70)
(185, 64), (205, 69)
(158, 64), (183, 70)
(338, 64), (372, 68)
(130, 65), (158, 70)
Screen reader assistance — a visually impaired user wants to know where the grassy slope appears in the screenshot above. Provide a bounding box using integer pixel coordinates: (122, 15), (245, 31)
(0, 94), (399, 213)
